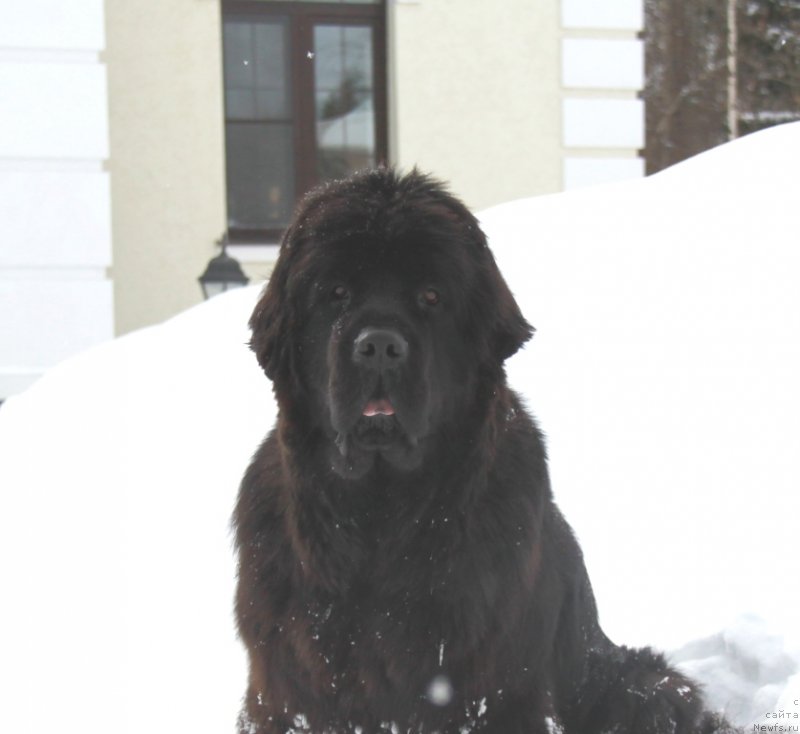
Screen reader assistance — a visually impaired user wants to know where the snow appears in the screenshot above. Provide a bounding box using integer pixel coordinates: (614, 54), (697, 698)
(0, 287), (269, 734)
(428, 675), (454, 706)
(1, 123), (800, 732)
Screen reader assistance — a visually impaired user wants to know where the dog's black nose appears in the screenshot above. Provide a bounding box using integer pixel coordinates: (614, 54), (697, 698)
(353, 328), (408, 370)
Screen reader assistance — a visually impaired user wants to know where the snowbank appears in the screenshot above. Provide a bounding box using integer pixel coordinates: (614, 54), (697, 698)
(0, 288), (269, 733)
(1, 123), (799, 732)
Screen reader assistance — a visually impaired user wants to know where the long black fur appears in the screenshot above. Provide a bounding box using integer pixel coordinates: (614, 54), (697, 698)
(234, 169), (736, 734)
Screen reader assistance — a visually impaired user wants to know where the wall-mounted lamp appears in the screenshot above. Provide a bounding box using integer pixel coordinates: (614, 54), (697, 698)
(198, 233), (249, 300)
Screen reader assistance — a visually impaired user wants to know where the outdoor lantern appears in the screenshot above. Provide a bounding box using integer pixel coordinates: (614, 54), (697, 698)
(198, 233), (249, 299)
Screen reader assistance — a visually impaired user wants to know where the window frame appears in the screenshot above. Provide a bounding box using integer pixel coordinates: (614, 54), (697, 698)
(221, 0), (388, 243)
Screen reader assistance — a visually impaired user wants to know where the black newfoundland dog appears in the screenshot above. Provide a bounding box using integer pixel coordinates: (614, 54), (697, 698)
(234, 169), (734, 734)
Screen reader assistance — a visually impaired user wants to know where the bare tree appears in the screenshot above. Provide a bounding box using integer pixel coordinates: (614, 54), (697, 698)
(644, 0), (800, 174)
(737, 0), (800, 134)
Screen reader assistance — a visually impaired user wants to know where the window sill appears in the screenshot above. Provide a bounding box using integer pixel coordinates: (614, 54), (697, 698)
(228, 244), (281, 263)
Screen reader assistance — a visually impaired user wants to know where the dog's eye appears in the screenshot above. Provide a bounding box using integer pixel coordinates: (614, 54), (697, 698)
(421, 288), (440, 307)
(331, 285), (350, 301)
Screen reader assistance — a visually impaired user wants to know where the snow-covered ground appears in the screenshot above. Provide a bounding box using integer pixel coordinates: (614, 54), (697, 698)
(1, 123), (799, 733)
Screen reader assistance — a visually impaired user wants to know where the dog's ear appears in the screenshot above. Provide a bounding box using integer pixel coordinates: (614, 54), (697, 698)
(427, 198), (534, 363)
(489, 267), (535, 361)
(248, 230), (296, 382)
(249, 265), (289, 381)
(468, 224), (534, 363)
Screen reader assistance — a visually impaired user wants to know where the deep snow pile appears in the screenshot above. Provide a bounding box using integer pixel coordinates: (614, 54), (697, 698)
(1, 123), (799, 733)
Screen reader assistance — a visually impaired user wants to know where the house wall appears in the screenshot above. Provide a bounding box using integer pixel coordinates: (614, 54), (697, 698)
(0, 0), (113, 399)
(105, 0), (568, 336)
(0, 0), (648, 397)
(105, 0), (228, 336)
(103, 0), (645, 340)
(389, 0), (563, 211)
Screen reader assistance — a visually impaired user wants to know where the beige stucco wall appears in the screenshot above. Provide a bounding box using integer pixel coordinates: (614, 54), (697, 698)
(106, 0), (227, 335)
(389, 0), (562, 211)
(105, 0), (563, 335)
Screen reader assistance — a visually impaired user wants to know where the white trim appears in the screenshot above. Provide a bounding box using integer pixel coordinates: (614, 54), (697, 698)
(0, 159), (104, 173)
(0, 61), (110, 160)
(559, 0), (645, 191)
(563, 97), (645, 149)
(228, 244), (281, 263)
(562, 38), (644, 90)
(0, 268), (108, 281)
(0, 48), (100, 64)
(0, 0), (111, 401)
(562, 0), (643, 31)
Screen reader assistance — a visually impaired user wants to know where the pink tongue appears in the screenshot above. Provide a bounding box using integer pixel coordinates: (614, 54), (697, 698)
(363, 398), (395, 417)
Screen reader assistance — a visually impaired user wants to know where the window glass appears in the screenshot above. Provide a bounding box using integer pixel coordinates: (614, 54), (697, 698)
(224, 20), (290, 119)
(221, 1), (386, 240)
(314, 24), (377, 181)
(223, 16), (295, 230)
(225, 123), (295, 230)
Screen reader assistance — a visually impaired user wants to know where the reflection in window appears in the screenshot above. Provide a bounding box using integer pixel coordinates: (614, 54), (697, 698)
(314, 25), (377, 181)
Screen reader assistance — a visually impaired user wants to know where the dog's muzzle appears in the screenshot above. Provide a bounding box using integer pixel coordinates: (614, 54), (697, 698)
(352, 327), (409, 374)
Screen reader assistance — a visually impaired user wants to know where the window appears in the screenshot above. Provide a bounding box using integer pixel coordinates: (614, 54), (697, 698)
(222, 0), (387, 242)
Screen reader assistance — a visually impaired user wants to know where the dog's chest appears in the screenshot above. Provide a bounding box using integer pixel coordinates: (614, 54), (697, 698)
(285, 597), (496, 733)
(279, 573), (474, 718)
(304, 588), (443, 679)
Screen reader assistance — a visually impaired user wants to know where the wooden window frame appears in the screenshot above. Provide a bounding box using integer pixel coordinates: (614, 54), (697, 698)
(222, 1), (388, 243)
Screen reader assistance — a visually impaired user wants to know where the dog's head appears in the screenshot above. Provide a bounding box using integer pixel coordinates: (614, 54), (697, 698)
(250, 169), (533, 478)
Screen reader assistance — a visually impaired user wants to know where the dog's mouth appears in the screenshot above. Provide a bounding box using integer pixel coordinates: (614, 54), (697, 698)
(362, 397), (395, 417)
(353, 396), (402, 447)
(330, 387), (426, 477)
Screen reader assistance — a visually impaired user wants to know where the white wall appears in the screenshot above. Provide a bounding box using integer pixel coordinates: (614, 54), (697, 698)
(561, 0), (643, 30)
(562, 38), (644, 90)
(560, 0), (645, 190)
(0, 0), (112, 398)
